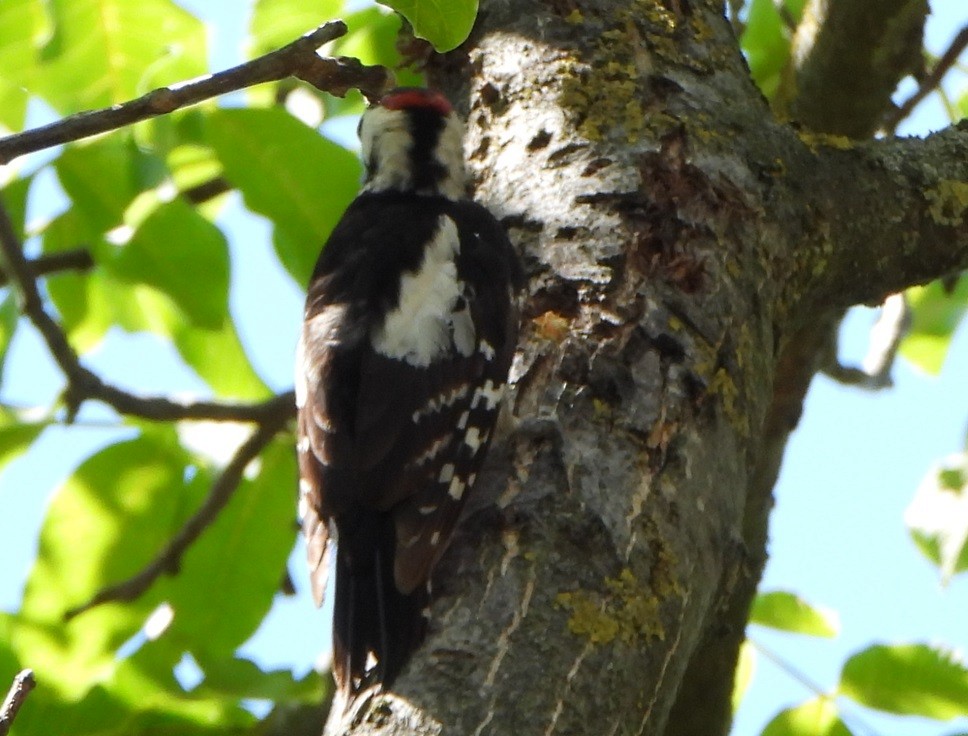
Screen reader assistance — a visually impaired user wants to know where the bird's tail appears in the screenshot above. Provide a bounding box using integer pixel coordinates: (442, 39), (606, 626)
(332, 512), (428, 703)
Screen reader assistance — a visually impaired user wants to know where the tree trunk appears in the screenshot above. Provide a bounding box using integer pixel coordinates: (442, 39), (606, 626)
(326, 0), (968, 733)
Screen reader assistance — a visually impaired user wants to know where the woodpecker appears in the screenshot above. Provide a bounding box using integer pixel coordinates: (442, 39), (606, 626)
(295, 87), (523, 701)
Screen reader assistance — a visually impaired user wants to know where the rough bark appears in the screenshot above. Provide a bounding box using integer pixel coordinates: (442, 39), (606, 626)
(325, 0), (968, 734)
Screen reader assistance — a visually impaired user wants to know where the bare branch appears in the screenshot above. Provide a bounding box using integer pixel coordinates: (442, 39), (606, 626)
(0, 669), (36, 736)
(0, 20), (390, 164)
(0, 248), (94, 287)
(0, 196), (296, 424)
(884, 24), (968, 132)
(65, 413), (289, 619)
(823, 293), (909, 389)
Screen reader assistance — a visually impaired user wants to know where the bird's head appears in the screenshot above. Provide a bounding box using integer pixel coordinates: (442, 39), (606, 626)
(359, 87), (466, 200)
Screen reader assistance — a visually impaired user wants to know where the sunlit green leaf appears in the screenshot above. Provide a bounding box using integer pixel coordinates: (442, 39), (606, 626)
(249, 0), (344, 57)
(159, 438), (297, 659)
(732, 639), (756, 711)
(207, 107), (361, 287)
(35, 0), (206, 114)
(750, 591), (839, 637)
(0, 0), (48, 132)
(906, 452), (968, 583)
(15, 431), (200, 697)
(762, 698), (853, 736)
(739, 0), (803, 100)
(900, 275), (968, 374)
(379, 0), (478, 52)
(840, 643), (968, 720)
(108, 199), (230, 330)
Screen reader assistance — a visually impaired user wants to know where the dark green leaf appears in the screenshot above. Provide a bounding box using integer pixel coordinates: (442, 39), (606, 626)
(840, 643), (968, 719)
(206, 107), (361, 286)
(195, 656), (324, 703)
(0, 407), (47, 479)
(900, 275), (968, 374)
(761, 698), (853, 736)
(55, 136), (163, 232)
(107, 199), (230, 329)
(36, 0), (206, 114)
(750, 591), (839, 637)
(378, 0), (478, 52)
(1, 173), (33, 242)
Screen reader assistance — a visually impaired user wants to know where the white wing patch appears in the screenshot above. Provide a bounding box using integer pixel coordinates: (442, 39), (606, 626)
(371, 216), (476, 366)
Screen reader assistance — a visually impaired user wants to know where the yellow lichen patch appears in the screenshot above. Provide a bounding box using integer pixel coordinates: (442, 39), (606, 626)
(708, 367), (750, 437)
(796, 130), (855, 152)
(557, 565), (678, 646)
(925, 180), (968, 226)
(557, 1), (679, 143)
(565, 8), (584, 25)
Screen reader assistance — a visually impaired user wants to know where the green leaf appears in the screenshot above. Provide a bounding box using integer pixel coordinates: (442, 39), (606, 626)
(56, 136), (164, 233)
(749, 591), (839, 638)
(0, 294), (20, 389)
(334, 9), (423, 100)
(0, 0), (48, 132)
(15, 431), (201, 696)
(762, 698), (853, 736)
(1, 173), (34, 243)
(378, 0), (479, 52)
(0, 407), (47, 479)
(206, 107), (361, 287)
(732, 639), (756, 711)
(108, 199), (230, 330)
(159, 438), (297, 658)
(906, 452), (968, 583)
(249, 0), (344, 57)
(195, 656), (325, 703)
(839, 643), (968, 720)
(35, 0), (206, 114)
(43, 208), (268, 400)
(739, 0), (803, 100)
(900, 276), (968, 374)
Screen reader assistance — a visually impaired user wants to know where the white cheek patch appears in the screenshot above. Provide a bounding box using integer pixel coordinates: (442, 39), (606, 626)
(360, 107), (413, 193)
(371, 217), (468, 366)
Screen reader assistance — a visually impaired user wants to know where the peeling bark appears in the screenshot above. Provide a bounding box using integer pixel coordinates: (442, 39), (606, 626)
(325, 0), (968, 734)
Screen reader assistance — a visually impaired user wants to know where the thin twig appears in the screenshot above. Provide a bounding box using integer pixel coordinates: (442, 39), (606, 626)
(0, 196), (296, 423)
(822, 293), (909, 390)
(0, 248), (94, 287)
(65, 413), (289, 619)
(883, 24), (968, 132)
(0, 20), (390, 164)
(0, 669), (36, 736)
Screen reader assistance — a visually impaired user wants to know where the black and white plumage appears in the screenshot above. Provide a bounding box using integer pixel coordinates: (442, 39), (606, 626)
(295, 88), (523, 701)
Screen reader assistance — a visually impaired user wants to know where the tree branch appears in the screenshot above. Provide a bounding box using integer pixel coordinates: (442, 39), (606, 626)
(0, 669), (35, 736)
(0, 248), (94, 287)
(0, 197), (296, 424)
(884, 24), (968, 133)
(787, 0), (926, 137)
(65, 413), (289, 619)
(0, 20), (390, 165)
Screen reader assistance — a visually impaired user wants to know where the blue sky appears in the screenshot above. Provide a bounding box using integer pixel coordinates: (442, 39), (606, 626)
(1, 2), (966, 735)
